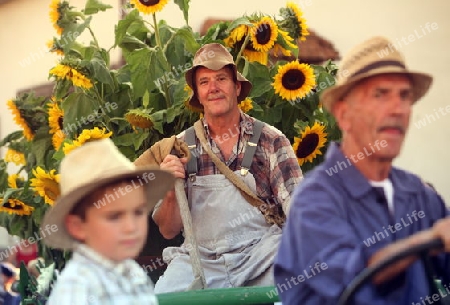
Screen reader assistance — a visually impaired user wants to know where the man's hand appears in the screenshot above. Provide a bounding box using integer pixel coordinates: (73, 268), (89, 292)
(160, 154), (188, 179)
(369, 217), (450, 285)
(431, 217), (450, 252)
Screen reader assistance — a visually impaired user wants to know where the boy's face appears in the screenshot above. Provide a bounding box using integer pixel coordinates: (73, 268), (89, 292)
(66, 183), (149, 262)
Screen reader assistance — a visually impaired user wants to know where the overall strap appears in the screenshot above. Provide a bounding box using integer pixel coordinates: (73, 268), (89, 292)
(185, 126), (198, 182)
(240, 120), (264, 176)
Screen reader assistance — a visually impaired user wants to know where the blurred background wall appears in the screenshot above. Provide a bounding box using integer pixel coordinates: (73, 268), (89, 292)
(0, 0), (448, 236)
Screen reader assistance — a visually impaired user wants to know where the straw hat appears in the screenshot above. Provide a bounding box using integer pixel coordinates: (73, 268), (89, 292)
(41, 138), (175, 250)
(321, 36), (433, 112)
(185, 43), (252, 110)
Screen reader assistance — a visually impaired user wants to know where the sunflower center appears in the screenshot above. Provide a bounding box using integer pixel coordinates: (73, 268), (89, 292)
(296, 133), (319, 158)
(58, 116), (64, 129)
(139, 0), (160, 6)
(5, 199), (23, 210)
(282, 69), (306, 90)
(256, 23), (272, 45)
(44, 180), (61, 201)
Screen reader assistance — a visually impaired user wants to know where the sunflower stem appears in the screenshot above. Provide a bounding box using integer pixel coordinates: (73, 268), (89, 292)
(235, 32), (252, 67)
(87, 27), (100, 49)
(152, 13), (172, 108)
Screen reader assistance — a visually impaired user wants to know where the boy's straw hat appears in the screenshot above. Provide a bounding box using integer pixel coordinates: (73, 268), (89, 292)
(321, 36), (432, 112)
(185, 43), (252, 109)
(41, 138), (175, 250)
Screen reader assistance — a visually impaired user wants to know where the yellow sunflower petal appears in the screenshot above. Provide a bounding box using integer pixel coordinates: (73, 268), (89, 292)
(49, 0), (64, 35)
(30, 167), (61, 206)
(4, 148), (26, 166)
(76, 127), (113, 145)
(272, 61), (316, 101)
(224, 24), (249, 48)
(49, 64), (93, 89)
(70, 68), (93, 89)
(63, 127), (113, 155)
(243, 49), (268, 65)
(52, 131), (66, 150)
(238, 98), (254, 113)
(63, 141), (82, 155)
(130, 0), (169, 14)
(293, 122), (327, 166)
(48, 102), (64, 134)
(47, 39), (64, 56)
(7, 99), (34, 141)
(7, 174), (24, 189)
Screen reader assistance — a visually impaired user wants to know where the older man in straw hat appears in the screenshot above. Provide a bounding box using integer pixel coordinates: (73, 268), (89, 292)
(274, 36), (450, 304)
(150, 43), (302, 292)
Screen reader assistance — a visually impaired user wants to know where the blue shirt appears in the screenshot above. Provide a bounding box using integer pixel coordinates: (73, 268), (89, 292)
(274, 142), (450, 305)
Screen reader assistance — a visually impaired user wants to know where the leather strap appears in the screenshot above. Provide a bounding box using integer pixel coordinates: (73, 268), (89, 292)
(193, 120), (266, 211)
(185, 126), (198, 182)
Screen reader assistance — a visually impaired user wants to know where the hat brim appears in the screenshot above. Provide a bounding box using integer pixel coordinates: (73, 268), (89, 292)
(41, 166), (174, 250)
(185, 64), (252, 110)
(321, 67), (433, 112)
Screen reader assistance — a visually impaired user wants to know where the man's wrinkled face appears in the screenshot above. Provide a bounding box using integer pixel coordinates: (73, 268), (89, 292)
(195, 66), (241, 118)
(334, 74), (414, 161)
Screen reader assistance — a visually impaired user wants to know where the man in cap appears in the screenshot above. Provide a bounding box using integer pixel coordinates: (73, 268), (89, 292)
(274, 36), (450, 304)
(152, 43), (302, 292)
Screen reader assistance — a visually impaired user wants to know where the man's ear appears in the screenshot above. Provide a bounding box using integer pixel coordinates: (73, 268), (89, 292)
(65, 215), (86, 242)
(235, 81), (241, 97)
(332, 100), (351, 132)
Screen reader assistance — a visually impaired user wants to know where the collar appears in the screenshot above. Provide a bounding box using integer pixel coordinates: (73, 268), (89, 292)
(201, 111), (255, 139)
(74, 244), (148, 284)
(325, 142), (421, 200)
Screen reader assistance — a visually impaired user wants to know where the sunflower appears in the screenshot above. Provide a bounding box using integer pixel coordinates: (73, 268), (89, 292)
(30, 167), (60, 206)
(273, 61), (316, 101)
(224, 24), (249, 48)
(63, 127), (113, 155)
(4, 148), (26, 166)
(250, 16), (278, 52)
(46, 39), (64, 56)
(183, 85), (203, 113)
(49, 64), (93, 90)
(48, 101), (63, 133)
(293, 122), (327, 166)
(8, 174), (24, 189)
(286, 2), (309, 40)
(0, 198), (34, 216)
(279, 2), (309, 41)
(130, 0), (169, 14)
(49, 0), (62, 34)
(238, 98), (254, 113)
(7, 99), (34, 141)
(125, 109), (154, 129)
(48, 102), (65, 150)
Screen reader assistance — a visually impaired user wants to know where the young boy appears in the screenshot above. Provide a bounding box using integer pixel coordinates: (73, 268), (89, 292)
(41, 138), (175, 305)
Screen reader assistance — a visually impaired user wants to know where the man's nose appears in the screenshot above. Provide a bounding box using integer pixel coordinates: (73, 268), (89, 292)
(391, 95), (412, 116)
(208, 79), (219, 91)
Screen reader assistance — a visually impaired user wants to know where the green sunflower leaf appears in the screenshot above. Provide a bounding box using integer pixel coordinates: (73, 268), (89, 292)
(174, 0), (190, 25)
(84, 0), (112, 15)
(62, 92), (100, 136)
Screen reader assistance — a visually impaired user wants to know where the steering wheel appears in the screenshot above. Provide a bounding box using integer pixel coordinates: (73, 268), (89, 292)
(337, 238), (446, 305)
